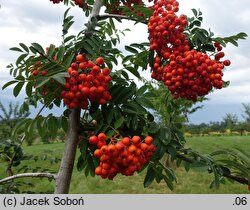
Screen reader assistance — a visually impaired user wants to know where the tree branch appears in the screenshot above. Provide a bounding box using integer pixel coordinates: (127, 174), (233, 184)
(176, 153), (249, 185)
(0, 173), (56, 184)
(97, 14), (147, 24)
(90, 0), (103, 19)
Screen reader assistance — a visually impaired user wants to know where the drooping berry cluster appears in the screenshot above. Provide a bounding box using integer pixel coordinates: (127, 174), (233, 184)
(89, 133), (156, 180)
(148, 0), (231, 101)
(61, 54), (112, 109)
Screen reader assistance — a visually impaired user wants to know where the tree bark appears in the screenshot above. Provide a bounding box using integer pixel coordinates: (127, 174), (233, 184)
(54, 109), (81, 193)
(54, 0), (103, 194)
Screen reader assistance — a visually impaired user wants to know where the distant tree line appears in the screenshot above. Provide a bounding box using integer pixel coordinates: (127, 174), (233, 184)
(184, 103), (250, 135)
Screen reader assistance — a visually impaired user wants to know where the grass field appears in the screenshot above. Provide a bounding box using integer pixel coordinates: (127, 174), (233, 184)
(0, 135), (249, 194)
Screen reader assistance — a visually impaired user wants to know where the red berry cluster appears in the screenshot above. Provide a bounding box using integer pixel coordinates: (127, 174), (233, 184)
(89, 133), (156, 180)
(148, 0), (187, 53)
(29, 61), (48, 77)
(61, 54), (112, 109)
(49, 0), (63, 4)
(159, 50), (226, 100)
(29, 46), (57, 77)
(148, 0), (231, 101)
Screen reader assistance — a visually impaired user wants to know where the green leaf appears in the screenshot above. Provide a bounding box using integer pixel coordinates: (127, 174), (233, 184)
(106, 105), (114, 125)
(201, 44), (215, 52)
(191, 9), (198, 17)
(121, 70), (129, 79)
(227, 39), (238, 47)
(196, 30), (207, 42)
(19, 43), (29, 53)
(159, 127), (171, 145)
(47, 116), (58, 138)
(35, 77), (50, 88)
(47, 44), (56, 57)
(184, 162), (191, 172)
(9, 47), (23, 52)
(65, 15), (74, 23)
(25, 82), (33, 97)
(122, 55), (134, 64)
(163, 175), (174, 191)
(84, 42), (96, 56)
(56, 46), (65, 62)
(25, 119), (35, 141)
(236, 32), (248, 39)
(130, 43), (145, 50)
(109, 18), (115, 30)
(60, 116), (68, 132)
(87, 155), (96, 177)
(144, 166), (155, 187)
(137, 85), (148, 96)
(64, 35), (75, 43)
(2, 80), (18, 90)
(51, 72), (68, 84)
(36, 117), (46, 138)
(191, 20), (201, 27)
(31, 43), (45, 54)
(12, 118), (32, 137)
(63, 7), (71, 19)
(63, 21), (74, 35)
(148, 122), (160, 133)
(122, 100), (146, 115)
(125, 66), (141, 78)
(125, 46), (138, 54)
(131, 114), (138, 130)
(77, 155), (87, 171)
(138, 97), (155, 109)
(114, 117), (124, 129)
(13, 82), (25, 97)
(63, 53), (75, 67)
(164, 167), (176, 181)
(16, 54), (28, 66)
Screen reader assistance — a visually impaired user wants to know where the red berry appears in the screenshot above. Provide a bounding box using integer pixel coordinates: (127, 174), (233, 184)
(89, 136), (98, 145)
(41, 70), (48, 76)
(223, 59), (231, 66)
(96, 57), (105, 66)
(122, 137), (130, 146)
(132, 136), (141, 145)
(144, 136), (153, 145)
(76, 54), (85, 63)
(98, 133), (106, 141)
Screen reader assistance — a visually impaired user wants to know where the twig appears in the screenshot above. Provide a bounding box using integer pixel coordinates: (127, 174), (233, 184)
(0, 173), (56, 184)
(97, 14), (148, 24)
(176, 153), (249, 185)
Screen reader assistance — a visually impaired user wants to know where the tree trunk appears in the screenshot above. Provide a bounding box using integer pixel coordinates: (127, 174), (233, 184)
(54, 0), (103, 194)
(54, 109), (80, 194)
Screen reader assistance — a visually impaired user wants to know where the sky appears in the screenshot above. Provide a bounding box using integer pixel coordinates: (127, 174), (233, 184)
(0, 0), (250, 124)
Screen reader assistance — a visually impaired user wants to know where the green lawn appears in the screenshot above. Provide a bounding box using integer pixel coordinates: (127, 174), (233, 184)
(0, 135), (249, 194)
